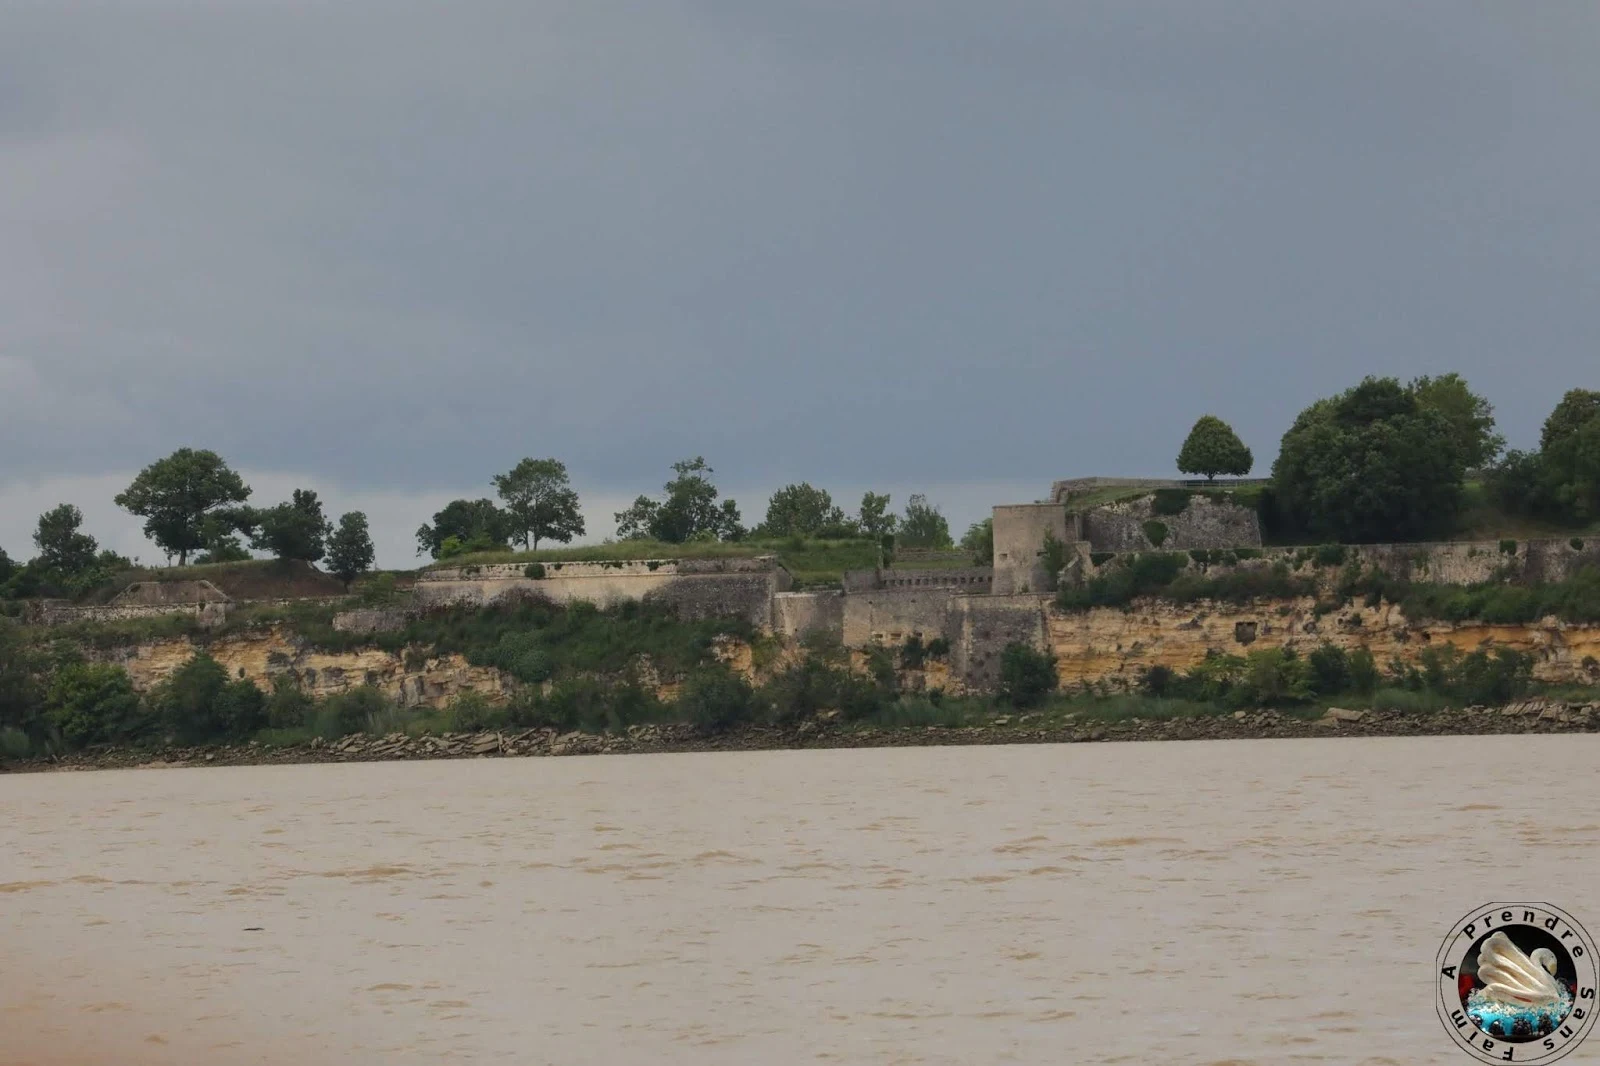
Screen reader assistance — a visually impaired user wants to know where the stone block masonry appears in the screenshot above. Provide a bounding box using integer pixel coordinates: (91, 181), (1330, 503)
(412, 556), (791, 628)
(992, 504), (1075, 595)
(1079, 494), (1262, 552)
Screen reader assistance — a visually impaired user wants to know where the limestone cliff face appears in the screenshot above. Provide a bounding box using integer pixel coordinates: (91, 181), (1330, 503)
(1047, 598), (1600, 688)
(102, 628), (511, 708)
(98, 628), (765, 708)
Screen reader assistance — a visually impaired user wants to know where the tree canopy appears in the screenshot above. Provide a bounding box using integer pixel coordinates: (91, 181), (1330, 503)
(898, 494), (953, 549)
(1271, 376), (1471, 542)
(1537, 388), (1600, 522)
(493, 458), (585, 550)
(1409, 372), (1504, 470)
(1175, 416), (1253, 480)
(960, 517), (994, 562)
(249, 489), (330, 563)
(34, 504), (99, 576)
(416, 499), (513, 559)
(614, 458), (744, 543)
(761, 483), (849, 538)
(327, 512), (376, 588)
(856, 492), (897, 538)
(114, 449), (252, 565)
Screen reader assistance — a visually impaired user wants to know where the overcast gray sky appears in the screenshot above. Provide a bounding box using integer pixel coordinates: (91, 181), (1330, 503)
(3, 1), (1597, 567)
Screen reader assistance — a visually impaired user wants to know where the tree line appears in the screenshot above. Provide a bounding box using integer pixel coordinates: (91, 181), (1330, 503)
(1172, 374), (1600, 543)
(415, 454), (964, 560)
(0, 448), (972, 598)
(0, 448), (376, 599)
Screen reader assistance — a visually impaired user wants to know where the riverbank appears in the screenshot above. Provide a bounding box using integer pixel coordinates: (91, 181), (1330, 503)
(5, 696), (1595, 773)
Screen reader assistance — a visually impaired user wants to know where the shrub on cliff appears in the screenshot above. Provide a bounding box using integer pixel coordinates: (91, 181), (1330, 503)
(152, 653), (267, 744)
(997, 643), (1057, 709)
(1176, 416), (1253, 480)
(43, 663), (149, 748)
(265, 675), (315, 729)
(443, 692), (508, 732)
(313, 685), (393, 739)
(0, 619), (45, 739)
(679, 666), (757, 733)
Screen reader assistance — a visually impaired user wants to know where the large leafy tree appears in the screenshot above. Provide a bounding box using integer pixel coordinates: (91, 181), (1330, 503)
(33, 504), (99, 575)
(761, 483), (848, 538)
(1536, 389), (1600, 522)
(898, 494), (953, 549)
(1410, 373), (1504, 470)
(415, 499), (513, 558)
(327, 512), (376, 588)
(493, 458), (585, 550)
(1175, 416), (1253, 480)
(44, 663), (150, 749)
(114, 449), (252, 565)
(249, 489), (331, 563)
(1271, 376), (1468, 542)
(856, 492), (898, 538)
(614, 458), (744, 543)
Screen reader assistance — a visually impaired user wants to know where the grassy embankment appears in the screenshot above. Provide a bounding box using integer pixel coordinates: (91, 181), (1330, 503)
(421, 536), (926, 588)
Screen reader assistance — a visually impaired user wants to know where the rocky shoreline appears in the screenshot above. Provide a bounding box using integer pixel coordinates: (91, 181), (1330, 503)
(3, 697), (1597, 774)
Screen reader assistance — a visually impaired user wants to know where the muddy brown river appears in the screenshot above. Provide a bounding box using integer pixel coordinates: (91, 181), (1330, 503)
(3, 736), (1596, 1064)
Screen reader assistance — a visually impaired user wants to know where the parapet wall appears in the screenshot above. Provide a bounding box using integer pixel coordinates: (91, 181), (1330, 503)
(845, 568), (994, 592)
(1076, 536), (1600, 589)
(413, 556), (790, 627)
(28, 600), (231, 629)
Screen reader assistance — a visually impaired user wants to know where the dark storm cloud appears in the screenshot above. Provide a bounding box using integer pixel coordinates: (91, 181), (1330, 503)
(2, 0), (1597, 508)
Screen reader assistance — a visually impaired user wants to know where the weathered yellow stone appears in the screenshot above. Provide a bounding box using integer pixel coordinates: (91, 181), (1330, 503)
(1046, 599), (1600, 687)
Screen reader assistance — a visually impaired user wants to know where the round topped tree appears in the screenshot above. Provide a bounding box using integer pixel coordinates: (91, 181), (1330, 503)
(1176, 415), (1253, 481)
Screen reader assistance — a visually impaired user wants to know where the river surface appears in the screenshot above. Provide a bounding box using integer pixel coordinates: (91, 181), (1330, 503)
(3, 736), (1597, 1065)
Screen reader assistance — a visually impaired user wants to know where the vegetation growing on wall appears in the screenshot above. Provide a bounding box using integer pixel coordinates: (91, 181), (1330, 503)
(1137, 641), (1531, 711)
(1337, 565), (1600, 625)
(1056, 552), (1317, 611)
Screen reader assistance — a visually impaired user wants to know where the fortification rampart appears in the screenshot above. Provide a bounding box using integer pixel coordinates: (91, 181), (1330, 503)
(1074, 536), (1600, 589)
(411, 556), (790, 627)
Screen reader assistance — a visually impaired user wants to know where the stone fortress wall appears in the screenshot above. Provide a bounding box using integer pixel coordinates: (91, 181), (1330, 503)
(37, 477), (1600, 695)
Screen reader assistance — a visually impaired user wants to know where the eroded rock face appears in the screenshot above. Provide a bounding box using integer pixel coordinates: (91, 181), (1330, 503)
(1046, 599), (1600, 687)
(100, 627), (512, 708)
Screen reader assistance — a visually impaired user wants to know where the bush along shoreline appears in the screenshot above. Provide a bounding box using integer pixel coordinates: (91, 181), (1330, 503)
(6, 595), (1600, 773)
(5, 695), (1598, 774)
(4, 626), (1598, 774)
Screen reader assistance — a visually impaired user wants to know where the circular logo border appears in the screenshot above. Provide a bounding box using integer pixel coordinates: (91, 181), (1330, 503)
(1436, 902), (1598, 1064)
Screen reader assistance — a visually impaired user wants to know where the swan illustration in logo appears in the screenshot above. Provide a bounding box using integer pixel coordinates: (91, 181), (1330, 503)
(1466, 931), (1573, 1039)
(1476, 932), (1564, 1007)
